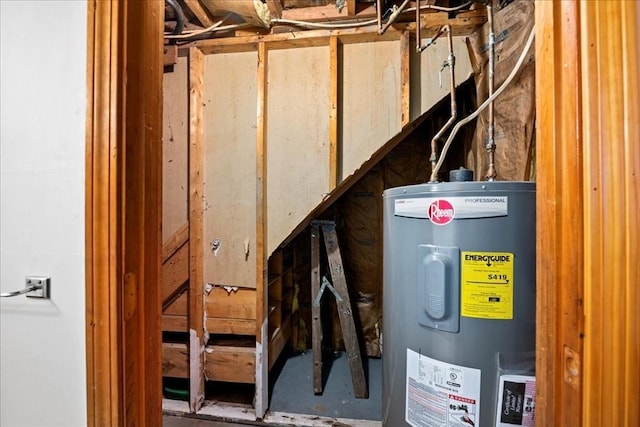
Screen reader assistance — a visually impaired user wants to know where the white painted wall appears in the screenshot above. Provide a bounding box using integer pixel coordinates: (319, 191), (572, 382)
(0, 1), (87, 426)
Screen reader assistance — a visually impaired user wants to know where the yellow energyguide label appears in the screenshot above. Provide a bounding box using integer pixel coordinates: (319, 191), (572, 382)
(461, 251), (514, 319)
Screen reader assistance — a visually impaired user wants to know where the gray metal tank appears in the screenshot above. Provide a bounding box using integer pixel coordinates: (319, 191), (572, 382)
(382, 181), (535, 427)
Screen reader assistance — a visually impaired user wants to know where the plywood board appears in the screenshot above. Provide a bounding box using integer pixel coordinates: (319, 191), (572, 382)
(163, 343), (189, 378)
(206, 317), (256, 335)
(206, 286), (257, 320)
(410, 37), (473, 122)
(205, 345), (256, 383)
(164, 292), (188, 316)
(162, 240), (189, 304)
(202, 52), (258, 288)
(163, 55), (189, 242)
(266, 46), (331, 254)
(163, 315), (188, 332)
(341, 40), (401, 181)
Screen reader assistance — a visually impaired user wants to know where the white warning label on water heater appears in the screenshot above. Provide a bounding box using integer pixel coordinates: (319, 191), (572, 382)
(406, 349), (481, 427)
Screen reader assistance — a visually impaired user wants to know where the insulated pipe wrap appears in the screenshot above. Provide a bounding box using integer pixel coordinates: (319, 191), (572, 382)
(200, 0), (271, 27)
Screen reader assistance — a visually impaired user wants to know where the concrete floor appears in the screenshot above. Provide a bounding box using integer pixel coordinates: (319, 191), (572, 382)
(164, 415), (240, 426)
(163, 351), (382, 427)
(164, 415), (270, 426)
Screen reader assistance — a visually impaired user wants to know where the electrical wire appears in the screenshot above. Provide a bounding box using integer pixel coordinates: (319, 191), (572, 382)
(164, 0), (475, 39)
(406, 1), (474, 13)
(432, 25), (535, 179)
(165, 0), (186, 35)
(271, 17), (378, 29)
(164, 14), (251, 40)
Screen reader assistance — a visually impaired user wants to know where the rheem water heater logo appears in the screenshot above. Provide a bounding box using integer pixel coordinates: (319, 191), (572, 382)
(427, 199), (455, 225)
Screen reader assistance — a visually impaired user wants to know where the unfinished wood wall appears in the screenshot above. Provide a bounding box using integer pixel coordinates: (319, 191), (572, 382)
(341, 40), (401, 180)
(163, 55), (189, 242)
(267, 46), (331, 256)
(161, 26), (475, 412)
(162, 56), (190, 335)
(203, 52), (258, 288)
(410, 36), (472, 122)
(194, 37), (472, 261)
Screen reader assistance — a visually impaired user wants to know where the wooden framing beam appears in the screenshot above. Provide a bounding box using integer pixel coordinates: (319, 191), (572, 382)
(346, 0), (356, 16)
(255, 41), (269, 418)
(281, 3), (375, 21)
(400, 30), (411, 127)
(195, 10), (485, 55)
(265, 0), (283, 19)
(182, 0), (216, 28)
(188, 46), (206, 413)
(162, 222), (189, 262)
(328, 35), (340, 189)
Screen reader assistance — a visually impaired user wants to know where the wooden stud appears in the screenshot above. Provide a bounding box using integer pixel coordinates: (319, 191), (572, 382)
(255, 41), (269, 418)
(400, 30), (411, 127)
(345, 0), (356, 16)
(164, 44), (178, 67)
(188, 46), (206, 413)
(329, 35), (340, 189)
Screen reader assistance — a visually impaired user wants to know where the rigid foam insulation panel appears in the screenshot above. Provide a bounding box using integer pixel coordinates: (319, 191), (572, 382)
(203, 51), (258, 288)
(163, 55), (189, 242)
(267, 46), (331, 256)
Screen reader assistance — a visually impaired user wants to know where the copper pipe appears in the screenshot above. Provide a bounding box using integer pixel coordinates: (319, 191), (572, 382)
(379, 0), (411, 35)
(485, 3), (497, 181)
(415, 1), (473, 51)
(416, 0), (421, 52)
(429, 25), (457, 183)
(432, 26), (535, 179)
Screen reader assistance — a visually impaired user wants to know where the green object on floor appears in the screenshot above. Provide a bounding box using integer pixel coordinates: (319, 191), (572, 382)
(164, 386), (189, 401)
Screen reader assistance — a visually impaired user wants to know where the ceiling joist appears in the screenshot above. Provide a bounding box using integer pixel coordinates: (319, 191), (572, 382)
(193, 9), (485, 54)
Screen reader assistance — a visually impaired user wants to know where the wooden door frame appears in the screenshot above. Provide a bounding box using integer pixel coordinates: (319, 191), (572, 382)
(535, 1), (639, 426)
(84, 0), (639, 425)
(85, 0), (164, 425)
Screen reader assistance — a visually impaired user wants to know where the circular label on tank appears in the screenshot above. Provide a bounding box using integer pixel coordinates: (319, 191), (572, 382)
(427, 199), (455, 225)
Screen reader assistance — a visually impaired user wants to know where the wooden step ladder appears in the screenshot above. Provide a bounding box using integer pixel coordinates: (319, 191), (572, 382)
(310, 220), (368, 399)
